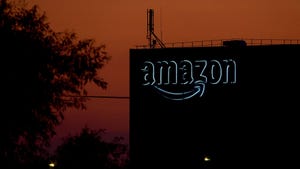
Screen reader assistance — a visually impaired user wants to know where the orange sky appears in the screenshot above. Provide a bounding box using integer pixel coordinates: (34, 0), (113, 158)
(28, 0), (300, 147)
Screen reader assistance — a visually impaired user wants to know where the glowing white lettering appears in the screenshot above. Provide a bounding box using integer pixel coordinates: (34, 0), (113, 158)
(141, 59), (237, 100)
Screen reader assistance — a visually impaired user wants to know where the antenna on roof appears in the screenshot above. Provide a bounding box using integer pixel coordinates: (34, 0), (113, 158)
(147, 9), (165, 48)
(160, 8), (163, 42)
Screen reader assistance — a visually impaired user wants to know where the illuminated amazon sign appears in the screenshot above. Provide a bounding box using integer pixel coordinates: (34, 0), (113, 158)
(141, 58), (237, 100)
(130, 45), (300, 169)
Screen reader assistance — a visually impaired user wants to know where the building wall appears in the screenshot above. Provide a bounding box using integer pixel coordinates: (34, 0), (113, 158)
(130, 45), (300, 169)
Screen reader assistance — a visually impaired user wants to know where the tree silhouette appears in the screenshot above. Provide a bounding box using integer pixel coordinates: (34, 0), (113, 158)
(55, 126), (129, 169)
(0, 0), (110, 167)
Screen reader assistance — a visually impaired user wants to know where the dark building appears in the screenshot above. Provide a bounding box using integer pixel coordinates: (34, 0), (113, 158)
(130, 43), (300, 169)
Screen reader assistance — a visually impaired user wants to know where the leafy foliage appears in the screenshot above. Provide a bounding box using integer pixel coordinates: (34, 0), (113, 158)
(0, 0), (110, 167)
(55, 127), (129, 169)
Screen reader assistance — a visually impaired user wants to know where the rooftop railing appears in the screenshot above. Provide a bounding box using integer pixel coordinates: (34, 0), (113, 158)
(135, 39), (300, 49)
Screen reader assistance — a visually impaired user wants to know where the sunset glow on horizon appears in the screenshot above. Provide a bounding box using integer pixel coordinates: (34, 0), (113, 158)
(28, 0), (300, 148)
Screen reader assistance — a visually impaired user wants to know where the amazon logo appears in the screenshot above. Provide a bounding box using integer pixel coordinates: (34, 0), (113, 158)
(141, 59), (237, 100)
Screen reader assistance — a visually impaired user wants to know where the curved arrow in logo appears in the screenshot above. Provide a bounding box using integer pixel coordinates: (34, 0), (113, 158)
(153, 83), (205, 101)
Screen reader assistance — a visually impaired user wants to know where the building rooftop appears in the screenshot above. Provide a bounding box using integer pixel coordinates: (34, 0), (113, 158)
(136, 38), (300, 49)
